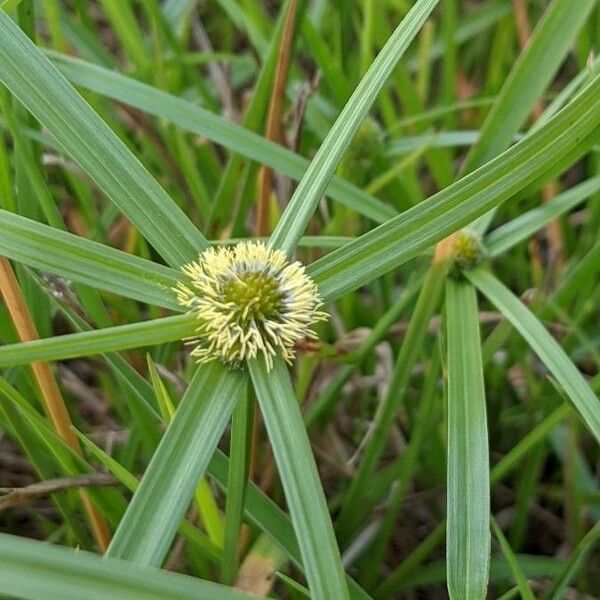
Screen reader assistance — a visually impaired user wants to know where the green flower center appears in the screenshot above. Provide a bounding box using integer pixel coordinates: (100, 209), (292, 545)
(221, 270), (283, 326)
(452, 230), (484, 270)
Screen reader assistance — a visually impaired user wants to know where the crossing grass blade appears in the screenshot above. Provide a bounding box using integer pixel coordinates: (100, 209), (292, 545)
(49, 51), (395, 225)
(0, 209), (180, 310)
(466, 269), (600, 445)
(0, 313), (196, 366)
(445, 279), (490, 600)
(490, 519), (535, 600)
(0, 532), (255, 600)
(485, 176), (600, 257)
(464, 0), (596, 233)
(106, 364), (245, 566)
(309, 73), (600, 303)
(249, 357), (350, 600)
(545, 520), (600, 600)
(221, 389), (251, 585)
(269, 0), (440, 254)
(464, 0), (596, 172)
(0, 11), (206, 266)
(336, 262), (446, 539)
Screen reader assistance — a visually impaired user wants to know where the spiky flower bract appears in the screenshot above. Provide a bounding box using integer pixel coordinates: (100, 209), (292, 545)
(175, 241), (327, 370)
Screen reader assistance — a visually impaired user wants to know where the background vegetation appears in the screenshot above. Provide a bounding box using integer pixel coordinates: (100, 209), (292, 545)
(0, 0), (598, 598)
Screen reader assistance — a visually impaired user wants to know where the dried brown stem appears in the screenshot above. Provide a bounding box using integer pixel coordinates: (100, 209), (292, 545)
(0, 473), (118, 510)
(255, 0), (298, 237)
(0, 257), (111, 550)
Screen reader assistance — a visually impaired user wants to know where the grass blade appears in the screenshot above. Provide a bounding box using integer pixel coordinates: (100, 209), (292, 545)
(249, 357), (350, 600)
(463, 0), (596, 173)
(465, 0), (596, 233)
(485, 176), (600, 257)
(106, 364), (245, 566)
(50, 51), (395, 224)
(0, 11), (206, 266)
(0, 208), (179, 310)
(491, 519), (535, 600)
(309, 73), (600, 302)
(0, 314), (196, 366)
(445, 278), (490, 600)
(545, 520), (600, 600)
(221, 390), (251, 584)
(269, 0), (440, 253)
(0, 532), (254, 600)
(466, 269), (600, 444)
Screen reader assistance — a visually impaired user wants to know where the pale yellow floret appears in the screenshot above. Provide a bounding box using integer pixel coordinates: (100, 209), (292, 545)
(174, 241), (327, 370)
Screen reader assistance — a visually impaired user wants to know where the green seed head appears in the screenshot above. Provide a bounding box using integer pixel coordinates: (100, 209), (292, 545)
(221, 271), (283, 325)
(451, 229), (485, 271)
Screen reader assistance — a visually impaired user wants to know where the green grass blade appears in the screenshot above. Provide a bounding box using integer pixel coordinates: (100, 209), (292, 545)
(464, 0), (596, 233)
(466, 269), (600, 444)
(0, 313), (196, 366)
(269, 0), (439, 254)
(336, 262), (446, 539)
(0, 209), (179, 309)
(545, 520), (600, 600)
(485, 176), (600, 257)
(221, 390), (251, 584)
(0, 11), (206, 266)
(147, 356), (225, 549)
(491, 519), (535, 600)
(464, 0), (595, 171)
(445, 278), (490, 600)
(106, 364), (245, 566)
(49, 51), (395, 224)
(76, 429), (223, 564)
(309, 72), (600, 303)
(0, 532), (254, 600)
(98, 0), (150, 71)
(249, 357), (349, 600)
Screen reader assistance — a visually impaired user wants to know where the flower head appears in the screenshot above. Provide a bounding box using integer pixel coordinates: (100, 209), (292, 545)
(175, 241), (327, 370)
(451, 229), (485, 271)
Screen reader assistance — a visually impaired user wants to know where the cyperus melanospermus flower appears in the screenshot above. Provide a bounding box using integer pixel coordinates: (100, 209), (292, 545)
(175, 241), (327, 371)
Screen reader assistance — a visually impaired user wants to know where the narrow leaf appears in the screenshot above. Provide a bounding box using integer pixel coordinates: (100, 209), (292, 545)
(445, 278), (490, 600)
(50, 51), (395, 224)
(491, 519), (535, 600)
(0, 532), (254, 600)
(249, 357), (350, 600)
(106, 364), (245, 566)
(485, 176), (600, 257)
(309, 74), (600, 302)
(466, 269), (600, 444)
(0, 12), (206, 266)
(269, 0), (440, 253)
(0, 314), (196, 366)
(0, 209), (179, 310)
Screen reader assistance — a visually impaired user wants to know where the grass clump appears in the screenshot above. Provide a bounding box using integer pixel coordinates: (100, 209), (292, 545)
(0, 1), (598, 599)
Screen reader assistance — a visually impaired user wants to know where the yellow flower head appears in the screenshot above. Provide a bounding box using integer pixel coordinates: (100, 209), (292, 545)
(175, 241), (327, 370)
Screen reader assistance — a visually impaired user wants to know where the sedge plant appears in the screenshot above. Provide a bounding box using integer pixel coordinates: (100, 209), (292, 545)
(0, 1), (599, 599)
